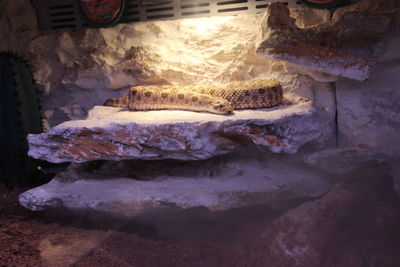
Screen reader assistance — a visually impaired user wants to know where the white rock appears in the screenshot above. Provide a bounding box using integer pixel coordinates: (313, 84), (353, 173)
(27, 102), (333, 163)
(336, 63), (400, 147)
(27, 13), (320, 129)
(19, 156), (332, 215)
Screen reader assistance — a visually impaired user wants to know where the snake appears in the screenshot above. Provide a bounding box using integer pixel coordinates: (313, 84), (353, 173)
(104, 79), (283, 114)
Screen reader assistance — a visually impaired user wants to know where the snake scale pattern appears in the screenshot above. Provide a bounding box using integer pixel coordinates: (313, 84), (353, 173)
(104, 79), (283, 114)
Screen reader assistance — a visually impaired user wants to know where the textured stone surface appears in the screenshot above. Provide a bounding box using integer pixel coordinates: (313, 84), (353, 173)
(27, 12), (326, 129)
(256, 0), (399, 81)
(19, 154), (332, 215)
(1, 0), (335, 131)
(305, 146), (400, 174)
(261, 182), (400, 266)
(27, 102), (334, 163)
(336, 63), (400, 147)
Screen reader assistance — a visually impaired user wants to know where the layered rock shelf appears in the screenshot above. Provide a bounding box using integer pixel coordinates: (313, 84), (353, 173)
(21, 101), (335, 214)
(28, 102), (332, 163)
(19, 156), (332, 215)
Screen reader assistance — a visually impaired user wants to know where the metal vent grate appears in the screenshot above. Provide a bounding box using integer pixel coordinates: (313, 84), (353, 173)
(32, 0), (303, 30)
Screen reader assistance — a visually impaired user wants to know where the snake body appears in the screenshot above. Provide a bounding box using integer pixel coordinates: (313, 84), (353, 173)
(104, 79), (283, 114)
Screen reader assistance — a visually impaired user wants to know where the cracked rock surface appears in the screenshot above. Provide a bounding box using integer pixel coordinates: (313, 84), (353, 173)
(256, 0), (399, 81)
(27, 102), (333, 163)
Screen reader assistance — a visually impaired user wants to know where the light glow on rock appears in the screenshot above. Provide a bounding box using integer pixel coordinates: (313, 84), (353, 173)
(180, 16), (236, 36)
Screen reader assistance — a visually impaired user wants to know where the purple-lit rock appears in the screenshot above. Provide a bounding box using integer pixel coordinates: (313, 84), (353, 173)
(27, 102), (333, 163)
(305, 146), (400, 174)
(19, 155), (332, 215)
(261, 182), (400, 266)
(336, 63), (400, 147)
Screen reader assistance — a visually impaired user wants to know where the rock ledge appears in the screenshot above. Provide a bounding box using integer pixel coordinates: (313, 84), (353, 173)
(28, 103), (332, 163)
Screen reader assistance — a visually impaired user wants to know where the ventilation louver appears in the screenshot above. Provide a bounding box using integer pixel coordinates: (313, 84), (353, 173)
(32, 0), (303, 30)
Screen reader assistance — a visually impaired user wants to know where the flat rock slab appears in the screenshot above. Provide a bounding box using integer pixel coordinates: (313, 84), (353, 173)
(19, 157), (332, 216)
(28, 102), (332, 163)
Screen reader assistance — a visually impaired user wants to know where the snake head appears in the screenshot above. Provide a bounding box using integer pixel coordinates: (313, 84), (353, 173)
(212, 99), (234, 114)
(103, 95), (129, 108)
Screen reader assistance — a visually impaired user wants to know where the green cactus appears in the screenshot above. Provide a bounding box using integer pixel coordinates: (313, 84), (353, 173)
(0, 53), (48, 187)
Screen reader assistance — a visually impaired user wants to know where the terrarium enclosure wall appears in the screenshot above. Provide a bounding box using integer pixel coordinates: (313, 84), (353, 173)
(1, 0), (400, 264)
